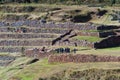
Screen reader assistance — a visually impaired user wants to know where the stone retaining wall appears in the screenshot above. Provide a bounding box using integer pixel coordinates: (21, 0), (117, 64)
(0, 40), (52, 46)
(0, 35), (119, 52)
(0, 33), (58, 39)
(54, 39), (94, 48)
(48, 54), (120, 63)
(0, 33), (118, 52)
(78, 32), (99, 37)
(0, 20), (97, 30)
(0, 47), (22, 52)
(0, 39), (94, 52)
(0, 20), (119, 31)
(0, 6), (49, 13)
(0, 27), (69, 34)
(0, 20), (119, 52)
(78, 31), (117, 38)
(25, 49), (52, 58)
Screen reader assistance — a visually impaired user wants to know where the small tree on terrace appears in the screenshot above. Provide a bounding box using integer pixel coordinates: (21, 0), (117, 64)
(111, 0), (116, 6)
(76, 0), (81, 5)
(97, 0), (102, 3)
(21, 47), (25, 56)
(34, 0), (38, 3)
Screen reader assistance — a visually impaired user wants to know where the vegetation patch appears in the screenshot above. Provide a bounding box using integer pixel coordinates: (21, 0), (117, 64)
(73, 36), (103, 42)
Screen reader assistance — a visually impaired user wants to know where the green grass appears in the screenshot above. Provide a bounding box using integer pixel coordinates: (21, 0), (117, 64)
(11, 58), (120, 80)
(73, 36), (103, 42)
(91, 14), (120, 25)
(80, 29), (118, 33)
(0, 57), (32, 80)
(99, 46), (120, 50)
(0, 49), (120, 80)
(0, 53), (10, 55)
(0, 3), (120, 80)
(0, 3), (61, 7)
(76, 47), (120, 56)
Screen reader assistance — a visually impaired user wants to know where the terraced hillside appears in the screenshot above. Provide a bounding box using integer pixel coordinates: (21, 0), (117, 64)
(0, 4), (119, 62)
(0, 20), (77, 52)
(0, 3), (120, 80)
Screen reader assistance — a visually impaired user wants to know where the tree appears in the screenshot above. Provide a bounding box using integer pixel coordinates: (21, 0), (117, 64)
(111, 0), (116, 6)
(34, 0), (38, 3)
(21, 47), (25, 56)
(76, 0), (81, 5)
(97, 0), (102, 3)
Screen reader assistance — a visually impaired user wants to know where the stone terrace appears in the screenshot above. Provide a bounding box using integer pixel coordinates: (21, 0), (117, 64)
(0, 20), (96, 52)
(0, 20), (120, 52)
(48, 54), (120, 63)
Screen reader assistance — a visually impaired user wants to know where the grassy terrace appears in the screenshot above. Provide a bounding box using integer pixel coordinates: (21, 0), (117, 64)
(0, 57), (32, 80)
(0, 3), (64, 7)
(0, 3), (85, 8)
(80, 29), (119, 32)
(72, 36), (103, 42)
(0, 46), (49, 48)
(76, 47), (120, 57)
(91, 14), (120, 25)
(0, 46), (120, 80)
(0, 46), (120, 56)
(0, 3), (120, 25)
(0, 3), (120, 80)
(0, 57), (120, 80)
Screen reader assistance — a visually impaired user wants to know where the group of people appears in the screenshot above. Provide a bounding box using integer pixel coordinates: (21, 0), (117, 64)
(7, 27), (27, 33)
(32, 46), (78, 54)
(55, 47), (78, 53)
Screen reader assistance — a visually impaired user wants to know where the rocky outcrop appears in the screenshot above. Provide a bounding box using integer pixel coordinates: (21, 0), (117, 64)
(94, 35), (120, 48)
(52, 29), (77, 45)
